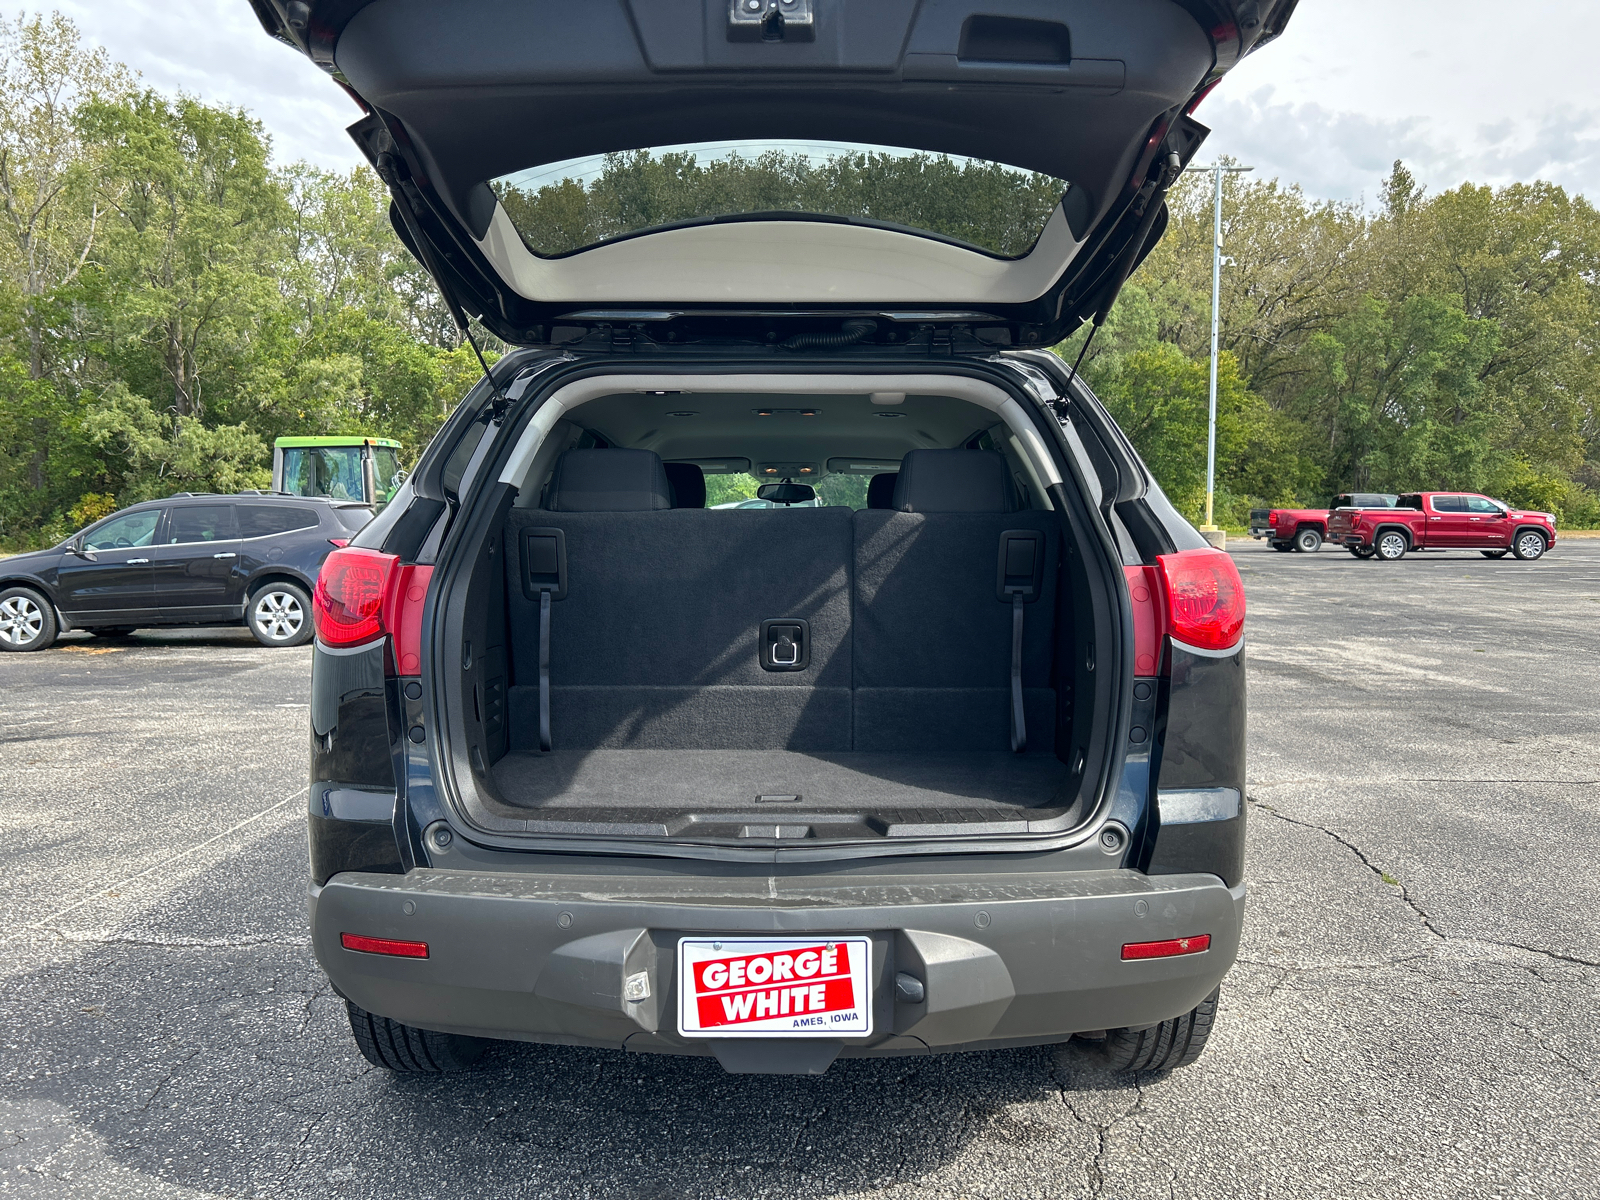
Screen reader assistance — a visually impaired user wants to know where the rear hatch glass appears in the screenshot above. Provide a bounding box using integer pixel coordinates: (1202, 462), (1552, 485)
(492, 141), (1070, 260)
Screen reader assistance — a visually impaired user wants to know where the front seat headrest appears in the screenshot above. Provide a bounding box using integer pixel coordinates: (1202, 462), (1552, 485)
(663, 462), (706, 509)
(890, 449), (1016, 513)
(866, 472), (898, 509)
(545, 449), (673, 512)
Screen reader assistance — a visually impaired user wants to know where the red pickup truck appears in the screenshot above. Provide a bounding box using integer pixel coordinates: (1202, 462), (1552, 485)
(1250, 494), (1397, 553)
(1329, 492), (1557, 560)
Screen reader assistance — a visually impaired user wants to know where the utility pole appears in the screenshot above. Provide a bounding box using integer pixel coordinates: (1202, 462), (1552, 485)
(1185, 161), (1252, 546)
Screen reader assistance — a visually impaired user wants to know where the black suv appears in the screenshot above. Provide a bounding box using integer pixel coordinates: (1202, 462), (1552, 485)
(0, 493), (370, 651)
(251, 0), (1286, 1078)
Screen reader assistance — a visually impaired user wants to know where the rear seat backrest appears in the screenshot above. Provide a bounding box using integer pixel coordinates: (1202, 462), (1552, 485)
(853, 450), (1059, 753)
(506, 449), (853, 751)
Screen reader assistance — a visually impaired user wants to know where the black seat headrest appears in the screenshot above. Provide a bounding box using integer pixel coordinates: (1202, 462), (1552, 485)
(663, 462), (706, 509)
(866, 472), (898, 509)
(545, 449), (673, 512)
(890, 450), (1015, 513)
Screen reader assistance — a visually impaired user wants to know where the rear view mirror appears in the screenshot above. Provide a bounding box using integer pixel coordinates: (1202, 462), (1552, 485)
(756, 483), (815, 505)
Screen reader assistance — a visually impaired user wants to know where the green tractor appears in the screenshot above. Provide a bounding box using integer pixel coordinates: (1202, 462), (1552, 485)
(271, 436), (404, 509)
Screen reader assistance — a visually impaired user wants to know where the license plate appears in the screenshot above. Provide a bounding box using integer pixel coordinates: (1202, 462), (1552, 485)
(677, 936), (873, 1038)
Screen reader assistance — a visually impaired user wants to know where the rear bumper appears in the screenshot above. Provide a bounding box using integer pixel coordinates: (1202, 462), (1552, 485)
(311, 865), (1245, 1062)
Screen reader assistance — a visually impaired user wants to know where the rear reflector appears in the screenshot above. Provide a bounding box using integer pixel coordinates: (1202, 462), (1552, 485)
(1121, 934), (1211, 960)
(313, 547), (399, 647)
(340, 932), (429, 958)
(1156, 548), (1246, 652)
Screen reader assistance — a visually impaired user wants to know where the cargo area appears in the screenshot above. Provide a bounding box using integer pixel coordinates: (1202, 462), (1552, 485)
(443, 380), (1094, 842)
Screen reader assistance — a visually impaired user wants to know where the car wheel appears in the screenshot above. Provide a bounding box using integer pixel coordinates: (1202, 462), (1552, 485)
(248, 582), (313, 647)
(1375, 531), (1408, 560)
(1348, 546), (1376, 559)
(1100, 986), (1219, 1073)
(87, 626), (138, 638)
(346, 1001), (488, 1073)
(1294, 528), (1323, 553)
(1270, 540), (1293, 552)
(1480, 550), (1509, 559)
(0, 586), (57, 652)
(1512, 531), (1547, 561)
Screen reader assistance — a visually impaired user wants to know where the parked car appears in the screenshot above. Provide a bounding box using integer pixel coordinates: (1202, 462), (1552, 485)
(0, 493), (371, 651)
(252, 0), (1291, 1077)
(1331, 492), (1556, 560)
(1250, 495), (1397, 553)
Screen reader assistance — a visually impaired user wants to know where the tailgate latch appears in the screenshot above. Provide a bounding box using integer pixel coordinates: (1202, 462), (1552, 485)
(729, 0), (815, 43)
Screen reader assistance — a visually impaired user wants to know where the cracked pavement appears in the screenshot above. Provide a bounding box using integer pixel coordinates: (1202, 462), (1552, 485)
(2, 541), (1597, 1198)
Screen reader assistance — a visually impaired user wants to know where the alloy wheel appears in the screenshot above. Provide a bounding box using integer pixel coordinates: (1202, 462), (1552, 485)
(253, 590), (305, 641)
(0, 594), (44, 647)
(1515, 532), (1546, 561)
(1377, 533), (1407, 560)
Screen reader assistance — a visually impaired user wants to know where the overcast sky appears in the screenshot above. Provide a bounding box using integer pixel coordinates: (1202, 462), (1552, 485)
(47, 0), (1600, 205)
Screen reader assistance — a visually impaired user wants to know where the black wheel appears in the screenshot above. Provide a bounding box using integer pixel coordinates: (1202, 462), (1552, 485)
(1100, 987), (1219, 1073)
(87, 626), (138, 638)
(1480, 550), (1509, 559)
(1293, 528), (1323, 553)
(346, 1001), (488, 1073)
(247, 582), (313, 647)
(1270, 541), (1294, 552)
(1374, 531), (1408, 560)
(0, 586), (57, 652)
(1349, 546), (1376, 559)
(1511, 530), (1547, 561)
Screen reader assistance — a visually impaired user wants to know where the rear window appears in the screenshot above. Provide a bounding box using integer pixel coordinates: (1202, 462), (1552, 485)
(490, 141), (1070, 260)
(238, 504), (321, 538)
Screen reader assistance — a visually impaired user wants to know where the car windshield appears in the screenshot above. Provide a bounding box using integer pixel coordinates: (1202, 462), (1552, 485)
(490, 141), (1070, 260)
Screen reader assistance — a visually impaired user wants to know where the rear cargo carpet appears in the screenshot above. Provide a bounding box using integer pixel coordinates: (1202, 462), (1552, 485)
(489, 749), (1068, 813)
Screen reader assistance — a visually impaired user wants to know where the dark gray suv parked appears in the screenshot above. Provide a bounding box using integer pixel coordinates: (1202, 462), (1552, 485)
(0, 493), (370, 651)
(251, 0), (1287, 1076)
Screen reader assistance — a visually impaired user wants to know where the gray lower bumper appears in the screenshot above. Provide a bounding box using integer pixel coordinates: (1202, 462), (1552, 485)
(311, 866), (1245, 1063)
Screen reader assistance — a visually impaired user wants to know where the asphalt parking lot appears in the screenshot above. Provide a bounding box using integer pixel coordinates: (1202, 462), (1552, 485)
(3, 539), (1597, 1199)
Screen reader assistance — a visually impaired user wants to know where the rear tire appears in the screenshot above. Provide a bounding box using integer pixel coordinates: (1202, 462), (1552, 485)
(1480, 550), (1509, 559)
(1270, 541), (1293, 552)
(1512, 531), (1547, 561)
(247, 582), (313, 647)
(1375, 531), (1408, 560)
(1293, 528), (1323, 553)
(346, 1001), (488, 1073)
(1349, 546), (1376, 559)
(0, 586), (57, 652)
(1101, 987), (1220, 1073)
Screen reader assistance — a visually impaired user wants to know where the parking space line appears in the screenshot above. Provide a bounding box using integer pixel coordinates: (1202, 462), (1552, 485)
(10, 785), (309, 941)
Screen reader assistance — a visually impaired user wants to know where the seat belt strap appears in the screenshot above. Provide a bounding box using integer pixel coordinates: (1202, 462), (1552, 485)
(538, 588), (552, 752)
(1010, 591), (1026, 753)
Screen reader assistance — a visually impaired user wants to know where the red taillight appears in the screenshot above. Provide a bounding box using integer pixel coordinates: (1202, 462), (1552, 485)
(328, 537), (349, 548)
(1121, 934), (1211, 961)
(340, 932), (428, 958)
(313, 547), (398, 647)
(1156, 548), (1246, 652)
(1124, 565), (1163, 675)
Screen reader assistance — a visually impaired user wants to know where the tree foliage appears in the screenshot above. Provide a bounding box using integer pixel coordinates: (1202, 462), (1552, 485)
(1058, 162), (1600, 526)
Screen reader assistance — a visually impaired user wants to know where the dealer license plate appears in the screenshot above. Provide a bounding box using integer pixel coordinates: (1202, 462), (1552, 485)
(677, 936), (873, 1038)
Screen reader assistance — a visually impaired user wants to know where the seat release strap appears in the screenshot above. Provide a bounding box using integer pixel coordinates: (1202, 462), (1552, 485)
(1010, 592), (1026, 753)
(538, 588), (552, 752)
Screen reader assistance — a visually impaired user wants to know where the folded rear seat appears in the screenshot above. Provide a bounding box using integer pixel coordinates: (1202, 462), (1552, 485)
(851, 449), (1059, 753)
(504, 449), (854, 751)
